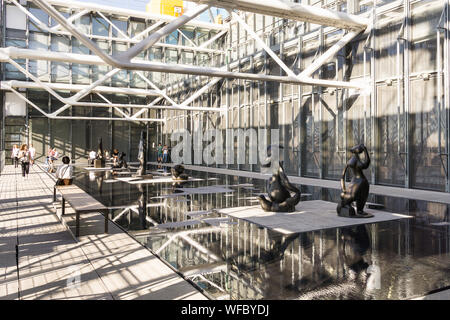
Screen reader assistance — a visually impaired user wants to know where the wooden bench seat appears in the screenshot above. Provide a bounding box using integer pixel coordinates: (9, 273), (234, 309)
(54, 185), (108, 237)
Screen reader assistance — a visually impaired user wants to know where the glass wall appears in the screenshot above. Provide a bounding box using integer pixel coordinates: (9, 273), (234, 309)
(1, 0), (449, 192)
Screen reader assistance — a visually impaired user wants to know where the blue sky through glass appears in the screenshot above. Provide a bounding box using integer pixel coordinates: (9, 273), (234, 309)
(76, 0), (228, 23)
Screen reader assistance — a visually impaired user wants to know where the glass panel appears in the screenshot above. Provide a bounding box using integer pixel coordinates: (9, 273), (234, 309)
(410, 79), (446, 191)
(29, 7), (49, 32)
(112, 42), (129, 86)
(72, 38), (90, 84)
(92, 15), (109, 37)
(111, 18), (128, 38)
(29, 32), (49, 81)
(376, 84), (405, 186)
(51, 36), (70, 83)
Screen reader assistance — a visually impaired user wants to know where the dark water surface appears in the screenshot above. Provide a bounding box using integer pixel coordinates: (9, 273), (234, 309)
(72, 165), (450, 300)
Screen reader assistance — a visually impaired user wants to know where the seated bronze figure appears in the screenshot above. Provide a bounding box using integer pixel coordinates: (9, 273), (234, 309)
(171, 164), (189, 181)
(258, 162), (301, 212)
(337, 144), (373, 218)
(113, 152), (127, 169)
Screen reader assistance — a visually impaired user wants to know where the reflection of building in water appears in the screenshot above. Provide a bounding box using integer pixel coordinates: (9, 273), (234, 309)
(78, 171), (448, 300)
(123, 175), (446, 300)
(137, 197), (380, 299)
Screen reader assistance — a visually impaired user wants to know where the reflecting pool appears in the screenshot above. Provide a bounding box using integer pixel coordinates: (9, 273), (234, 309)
(72, 165), (450, 300)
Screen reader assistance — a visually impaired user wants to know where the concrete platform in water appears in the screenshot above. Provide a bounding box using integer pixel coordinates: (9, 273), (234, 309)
(216, 200), (412, 235)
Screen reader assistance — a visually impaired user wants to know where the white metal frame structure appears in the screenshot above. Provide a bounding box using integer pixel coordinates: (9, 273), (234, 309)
(1, 0), (370, 123)
(2, 0), (230, 121)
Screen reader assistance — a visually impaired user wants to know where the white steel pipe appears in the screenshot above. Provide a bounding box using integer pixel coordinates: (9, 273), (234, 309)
(1, 54), (223, 112)
(5, 86), (165, 122)
(189, 0), (369, 31)
(298, 30), (362, 78)
(118, 4), (211, 61)
(0, 80), (160, 96)
(0, 47), (366, 88)
(32, 0), (365, 88)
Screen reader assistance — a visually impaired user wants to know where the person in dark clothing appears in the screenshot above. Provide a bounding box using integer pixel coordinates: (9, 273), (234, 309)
(112, 148), (119, 167)
(18, 144), (31, 178)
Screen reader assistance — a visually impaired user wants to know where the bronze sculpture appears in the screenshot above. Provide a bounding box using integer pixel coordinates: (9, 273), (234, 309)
(136, 131), (147, 177)
(95, 138), (105, 167)
(171, 164), (189, 181)
(337, 143), (373, 218)
(258, 161), (301, 212)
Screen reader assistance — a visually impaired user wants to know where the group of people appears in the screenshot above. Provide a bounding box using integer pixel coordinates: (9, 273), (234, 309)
(45, 147), (59, 172)
(111, 148), (127, 168)
(11, 144), (35, 178)
(87, 148), (127, 169)
(11, 144), (74, 195)
(156, 143), (170, 164)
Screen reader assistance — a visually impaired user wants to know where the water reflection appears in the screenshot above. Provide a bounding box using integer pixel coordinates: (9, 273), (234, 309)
(72, 165), (450, 300)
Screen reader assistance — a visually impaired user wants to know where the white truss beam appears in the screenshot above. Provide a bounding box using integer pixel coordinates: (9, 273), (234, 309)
(189, 0), (369, 31)
(32, 0), (210, 65)
(4, 85), (165, 122)
(0, 80), (160, 96)
(24, 0), (368, 89)
(7, 0), (224, 55)
(231, 12), (365, 89)
(0, 52), (224, 112)
(0, 47), (365, 88)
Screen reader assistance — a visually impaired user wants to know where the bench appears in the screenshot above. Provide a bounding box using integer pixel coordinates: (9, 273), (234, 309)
(54, 185), (108, 237)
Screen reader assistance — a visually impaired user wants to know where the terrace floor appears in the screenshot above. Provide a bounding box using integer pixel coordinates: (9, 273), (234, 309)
(0, 165), (206, 300)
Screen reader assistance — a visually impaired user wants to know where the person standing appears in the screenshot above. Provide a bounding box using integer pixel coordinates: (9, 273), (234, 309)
(112, 148), (119, 167)
(157, 143), (163, 163)
(88, 149), (96, 166)
(45, 147), (53, 167)
(48, 148), (59, 173)
(18, 144), (31, 178)
(11, 144), (20, 168)
(29, 144), (36, 166)
(52, 148), (59, 162)
(162, 144), (169, 163)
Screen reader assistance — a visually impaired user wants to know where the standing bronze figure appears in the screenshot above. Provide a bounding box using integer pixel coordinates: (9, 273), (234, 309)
(136, 131), (147, 177)
(337, 144), (373, 218)
(258, 162), (301, 212)
(94, 138), (105, 167)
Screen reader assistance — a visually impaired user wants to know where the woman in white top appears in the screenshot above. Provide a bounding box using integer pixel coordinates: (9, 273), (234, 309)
(11, 144), (20, 168)
(88, 150), (96, 166)
(28, 144), (36, 166)
(18, 144), (31, 178)
(55, 156), (74, 185)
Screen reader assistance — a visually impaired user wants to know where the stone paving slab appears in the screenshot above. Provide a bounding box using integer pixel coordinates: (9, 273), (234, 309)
(216, 200), (412, 235)
(1, 164), (206, 300)
(76, 222), (206, 300)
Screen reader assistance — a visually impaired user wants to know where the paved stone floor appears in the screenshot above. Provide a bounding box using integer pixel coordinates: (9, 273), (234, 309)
(0, 165), (206, 300)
